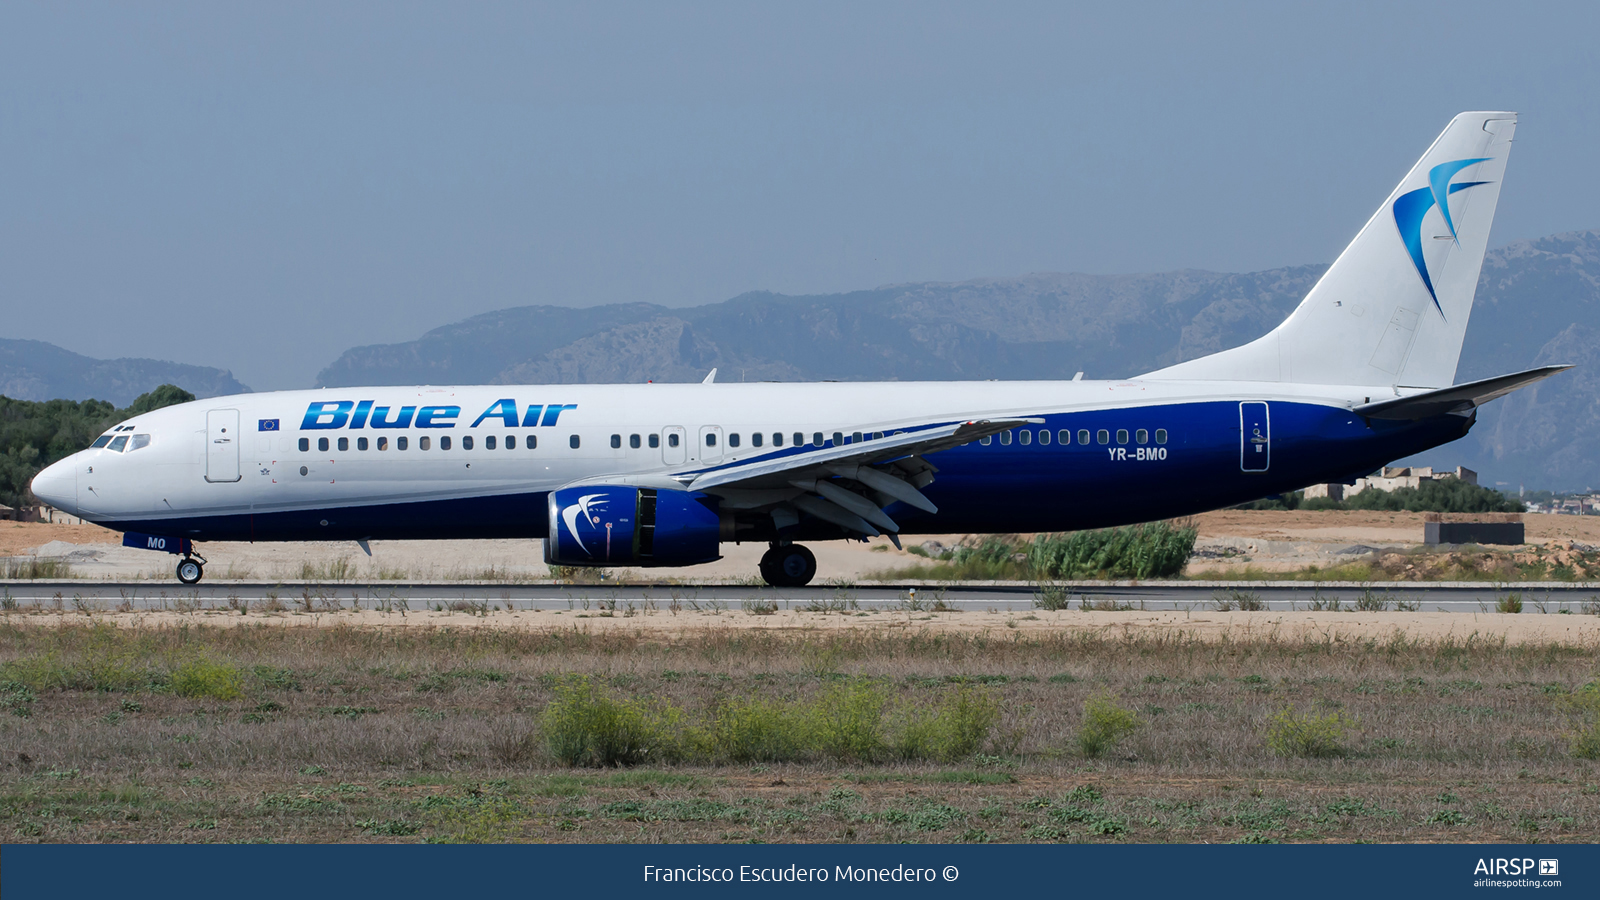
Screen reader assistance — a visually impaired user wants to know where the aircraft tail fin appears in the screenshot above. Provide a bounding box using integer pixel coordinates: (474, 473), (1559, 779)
(1144, 111), (1516, 388)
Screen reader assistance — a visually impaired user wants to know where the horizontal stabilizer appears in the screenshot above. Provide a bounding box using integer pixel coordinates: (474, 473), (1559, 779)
(1353, 366), (1571, 420)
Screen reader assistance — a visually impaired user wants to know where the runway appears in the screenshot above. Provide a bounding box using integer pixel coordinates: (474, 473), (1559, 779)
(4, 580), (1598, 613)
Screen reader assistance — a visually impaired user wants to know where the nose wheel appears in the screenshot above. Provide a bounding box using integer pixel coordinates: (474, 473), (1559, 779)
(176, 556), (205, 585)
(759, 543), (817, 588)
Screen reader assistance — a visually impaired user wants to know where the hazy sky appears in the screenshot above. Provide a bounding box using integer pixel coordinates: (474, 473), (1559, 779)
(4, 2), (1598, 390)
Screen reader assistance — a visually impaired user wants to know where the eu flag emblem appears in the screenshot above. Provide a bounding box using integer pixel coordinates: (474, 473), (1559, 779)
(258, 419), (280, 432)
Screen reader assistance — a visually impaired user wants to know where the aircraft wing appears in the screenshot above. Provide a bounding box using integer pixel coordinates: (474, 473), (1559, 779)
(1353, 365), (1572, 420)
(679, 417), (1040, 542)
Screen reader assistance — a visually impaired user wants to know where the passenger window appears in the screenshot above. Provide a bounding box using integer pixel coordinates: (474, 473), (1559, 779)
(318, 437), (329, 452)
(852, 432), (863, 444)
(527, 434), (536, 449)
(873, 431), (884, 440)
(751, 433), (763, 447)
(1136, 429), (1148, 444)
(1096, 429), (1109, 445)
(1038, 429), (1050, 445)
(649, 434), (660, 448)
(486, 436), (497, 450)
(773, 432), (783, 447)
(999, 431), (1012, 446)
(1057, 429), (1070, 445)
(980, 435), (992, 446)
(358, 437), (369, 451)
(629, 434), (641, 449)
(338, 437), (349, 452)
(570, 434), (580, 449)
(130, 434), (151, 451)
(729, 433), (740, 448)
(398, 436), (408, 450)
(1156, 429), (1168, 445)
(1019, 430), (1031, 446)
(668, 433), (679, 448)
(420, 436), (431, 450)
(91, 435), (112, 448)
(378, 437), (389, 451)
(441, 436), (451, 451)
(611, 434), (622, 449)
(1116, 429), (1128, 445)
(463, 436), (473, 450)
(832, 432), (843, 446)
(298, 437), (309, 452)
(506, 435), (516, 450)
(706, 433), (717, 447)
(1078, 429), (1091, 445)
(813, 432), (824, 447)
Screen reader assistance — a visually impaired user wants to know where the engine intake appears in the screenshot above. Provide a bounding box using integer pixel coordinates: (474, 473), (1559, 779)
(545, 486), (720, 567)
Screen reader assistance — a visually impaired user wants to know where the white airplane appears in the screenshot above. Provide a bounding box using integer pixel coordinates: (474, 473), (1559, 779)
(31, 112), (1567, 586)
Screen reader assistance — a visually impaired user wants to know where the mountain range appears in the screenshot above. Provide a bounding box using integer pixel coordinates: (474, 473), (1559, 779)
(0, 338), (250, 407)
(6, 231), (1597, 490)
(316, 230), (1600, 491)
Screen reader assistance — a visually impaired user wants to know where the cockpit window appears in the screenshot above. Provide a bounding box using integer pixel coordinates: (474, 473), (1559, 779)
(91, 435), (113, 448)
(107, 435), (129, 452)
(129, 434), (151, 452)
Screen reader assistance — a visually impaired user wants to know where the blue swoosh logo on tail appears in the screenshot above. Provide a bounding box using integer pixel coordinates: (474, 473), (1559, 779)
(1392, 158), (1492, 319)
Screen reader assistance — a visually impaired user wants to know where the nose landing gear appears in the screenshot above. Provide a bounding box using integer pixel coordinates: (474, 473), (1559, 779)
(759, 543), (816, 588)
(176, 554), (206, 585)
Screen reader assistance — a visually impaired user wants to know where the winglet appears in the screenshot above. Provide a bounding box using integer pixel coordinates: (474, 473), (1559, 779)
(702, 368), (717, 384)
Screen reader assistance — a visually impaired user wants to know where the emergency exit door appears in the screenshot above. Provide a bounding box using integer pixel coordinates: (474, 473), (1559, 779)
(1239, 402), (1270, 472)
(206, 409), (241, 483)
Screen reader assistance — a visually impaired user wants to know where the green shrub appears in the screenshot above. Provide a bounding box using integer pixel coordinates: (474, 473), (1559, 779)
(1030, 521), (1198, 580)
(0, 680), (37, 717)
(1564, 688), (1600, 760)
(1264, 706), (1356, 758)
(1, 558), (75, 579)
(810, 681), (888, 762)
(170, 659), (245, 700)
(707, 696), (808, 762)
(541, 677), (676, 767)
(1495, 593), (1523, 614)
(894, 687), (1002, 762)
(1077, 694), (1140, 757)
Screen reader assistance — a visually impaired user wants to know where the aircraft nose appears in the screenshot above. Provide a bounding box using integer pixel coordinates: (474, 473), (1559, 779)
(29, 457), (77, 514)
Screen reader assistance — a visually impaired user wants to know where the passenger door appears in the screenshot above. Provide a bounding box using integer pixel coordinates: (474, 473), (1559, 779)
(661, 426), (686, 465)
(206, 409), (241, 483)
(1239, 402), (1270, 472)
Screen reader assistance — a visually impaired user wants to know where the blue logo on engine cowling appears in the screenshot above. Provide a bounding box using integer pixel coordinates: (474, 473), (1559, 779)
(558, 488), (635, 561)
(300, 400), (575, 430)
(1392, 157), (1492, 319)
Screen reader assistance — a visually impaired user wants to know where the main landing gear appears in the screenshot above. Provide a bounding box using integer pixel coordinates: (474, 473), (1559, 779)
(759, 543), (816, 588)
(176, 553), (206, 585)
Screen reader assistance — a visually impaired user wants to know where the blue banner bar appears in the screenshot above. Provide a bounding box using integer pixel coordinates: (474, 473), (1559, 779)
(3, 844), (1592, 900)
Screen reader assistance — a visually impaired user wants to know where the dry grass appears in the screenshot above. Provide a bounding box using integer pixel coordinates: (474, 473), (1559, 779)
(0, 621), (1595, 843)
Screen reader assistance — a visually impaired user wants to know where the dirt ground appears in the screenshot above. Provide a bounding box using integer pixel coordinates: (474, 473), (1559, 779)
(11, 607), (1600, 647)
(5, 511), (1600, 583)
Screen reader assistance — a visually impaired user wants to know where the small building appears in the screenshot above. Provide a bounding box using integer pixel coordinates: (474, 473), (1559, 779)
(0, 504), (13, 521)
(1303, 465), (1476, 502)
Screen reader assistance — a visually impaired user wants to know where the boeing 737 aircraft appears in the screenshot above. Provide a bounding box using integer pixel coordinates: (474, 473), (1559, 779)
(30, 112), (1568, 587)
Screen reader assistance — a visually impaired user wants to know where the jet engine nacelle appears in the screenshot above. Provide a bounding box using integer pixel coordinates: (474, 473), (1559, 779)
(545, 485), (720, 567)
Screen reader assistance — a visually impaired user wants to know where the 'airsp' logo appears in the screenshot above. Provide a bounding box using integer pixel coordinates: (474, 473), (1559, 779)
(1392, 157), (1492, 319)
